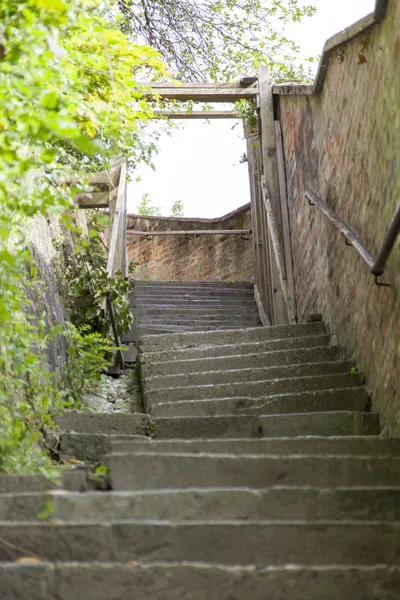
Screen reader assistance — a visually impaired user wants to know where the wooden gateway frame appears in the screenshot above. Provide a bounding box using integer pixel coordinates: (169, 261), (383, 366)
(76, 68), (297, 328)
(144, 68), (297, 326)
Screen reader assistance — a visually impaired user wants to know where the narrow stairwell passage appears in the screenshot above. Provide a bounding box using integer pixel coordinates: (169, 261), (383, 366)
(1, 281), (400, 598)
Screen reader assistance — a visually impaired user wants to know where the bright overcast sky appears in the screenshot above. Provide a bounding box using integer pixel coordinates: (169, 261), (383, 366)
(128, 0), (375, 218)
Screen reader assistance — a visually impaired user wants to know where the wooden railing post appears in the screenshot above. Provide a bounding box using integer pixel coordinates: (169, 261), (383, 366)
(258, 66), (293, 324)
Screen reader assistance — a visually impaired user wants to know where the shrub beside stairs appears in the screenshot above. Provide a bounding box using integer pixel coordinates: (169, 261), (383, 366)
(1, 281), (400, 599)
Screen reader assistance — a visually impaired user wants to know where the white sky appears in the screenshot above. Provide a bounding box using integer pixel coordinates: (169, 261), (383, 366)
(128, 0), (375, 218)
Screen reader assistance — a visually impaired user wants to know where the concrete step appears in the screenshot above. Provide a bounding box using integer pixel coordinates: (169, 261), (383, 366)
(150, 412), (379, 438)
(140, 334), (333, 363)
(2, 562), (400, 600)
(131, 289), (255, 298)
(106, 452), (396, 490)
(144, 373), (364, 406)
(141, 345), (341, 377)
(138, 317), (262, 327)
(0, 470), (91, 494)
(110, 436), (400, 456)
(143, 360), (355, 391)
(138, 322), (326, 353)
(60, 430), (400, 463)
(58, 433), (150, 463)
(149, 388), (370, 417)
(131, 297), (258, 307)
(137, 325), (261, 337)
(3, 487), (400, 522)
(54, 411), (149, 435)
(0, 520), (399, 565)
(134, 306), (260, 317)
(132, 280), (255, 288)
(135, 311), (260, 322)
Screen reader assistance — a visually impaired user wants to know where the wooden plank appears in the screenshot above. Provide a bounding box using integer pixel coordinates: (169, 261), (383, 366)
(258, 66), (283, 249)
(263, 184), (295, 324)
(149, 82), (257, 89)
(153, 111), (241, 119)
(75, 186), (118, 209)
(254, 284), (271, 326)
(275, 120), (297, 321)
(245, 127), (274, 324)
(258, 65), (289, 324)
(127, 229), (252, 236)
(107, 162), (127, 277)
(144, 86), (257, 103)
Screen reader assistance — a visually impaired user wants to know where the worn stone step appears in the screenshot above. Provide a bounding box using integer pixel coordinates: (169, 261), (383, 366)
(132, 280), (255, 288)
(141, 346), (341, 377)
(140, 334), (333, 363)
(138, 317), (261, 328)
(132, 289), (255, 299)
(144, 373), (364, 407)
(137, 325), (260, 337)
(111, 436), (400, 456)
(0, 520), (399, 565)
(138, 322), (326, 353)
(131, 296), (258, 306)
(2, 563), (400, 600)
(135, 310), (260, 321)
(107, 452), (396, 490)
(134, 305), (260, 316)
(149, 388), (370, 417)
(3, 487), (400, 522)
(54, 411), (149, 435)
(58, 433), (149, 463)
(149, 412), (379, 438)
(143, 361), (355, 391)
(0, 470), (91, 494)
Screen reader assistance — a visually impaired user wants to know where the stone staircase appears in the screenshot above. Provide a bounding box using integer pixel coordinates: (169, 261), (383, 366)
(1, 281), (400, 598)
(123, 280), (262, 361)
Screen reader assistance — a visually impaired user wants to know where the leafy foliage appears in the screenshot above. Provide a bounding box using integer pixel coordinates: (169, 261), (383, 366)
(116, 0), (316, 81)
(135, 193), (162, 216)
(60, 323), (117, 409)
(60, 211), (133, 337)
(171, 199), (185, 217)
(0, 0), (166, 472)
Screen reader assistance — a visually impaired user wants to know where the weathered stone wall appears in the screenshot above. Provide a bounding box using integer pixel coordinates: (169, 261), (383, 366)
(126, 204), (254, 282)
(278, 1), (400, 434)
(27, 211), (89, 371)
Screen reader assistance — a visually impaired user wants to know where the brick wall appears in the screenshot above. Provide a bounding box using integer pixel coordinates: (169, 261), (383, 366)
(126, 204), (254, 282)
(278, 0), (400, 434)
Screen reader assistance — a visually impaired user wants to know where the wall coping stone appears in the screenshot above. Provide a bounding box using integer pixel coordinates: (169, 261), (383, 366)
(273, 0), (388, 97)
(127, 203), (251, 225)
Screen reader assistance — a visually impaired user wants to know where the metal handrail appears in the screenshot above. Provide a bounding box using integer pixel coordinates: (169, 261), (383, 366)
(305, 190), (400, 284)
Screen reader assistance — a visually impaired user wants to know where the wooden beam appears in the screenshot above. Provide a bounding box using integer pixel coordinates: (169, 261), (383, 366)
(75, 186), (118, 209)
(144, 82), (257, 103)
(258, 65), (288, 324)
(275, 120), (297, 321)
(153, 111), (241, 119)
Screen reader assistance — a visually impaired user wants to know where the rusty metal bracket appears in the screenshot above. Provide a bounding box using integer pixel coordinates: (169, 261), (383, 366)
(374, 275), (391, 287)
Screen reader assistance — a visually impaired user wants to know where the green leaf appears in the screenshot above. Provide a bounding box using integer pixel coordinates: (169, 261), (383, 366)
(41, 91), (59, 110)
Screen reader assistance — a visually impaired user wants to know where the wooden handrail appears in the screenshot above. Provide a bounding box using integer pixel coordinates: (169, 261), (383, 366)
(101, 157), (128, 372)
(262, 178), (296, 323)
(305, 190), (400, 284)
